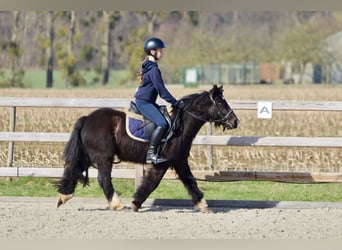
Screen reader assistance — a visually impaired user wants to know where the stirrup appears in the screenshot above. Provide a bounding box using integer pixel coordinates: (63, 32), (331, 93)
(146, 154), (168, 164)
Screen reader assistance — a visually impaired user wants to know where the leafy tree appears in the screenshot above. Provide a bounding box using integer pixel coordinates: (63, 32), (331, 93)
(54, 11), (86, 87)
(123, 26), (148, 85)
(0, 11), (24, 87)
(275, 20), (338, 84)
(80, 44), (96, 63)
(122, 11), (165, 85)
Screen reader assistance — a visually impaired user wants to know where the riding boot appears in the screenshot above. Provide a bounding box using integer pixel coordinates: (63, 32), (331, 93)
(146, 126), (168, 164)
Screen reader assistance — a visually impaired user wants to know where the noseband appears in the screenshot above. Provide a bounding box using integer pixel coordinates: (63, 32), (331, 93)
(183, 92), (235, 128)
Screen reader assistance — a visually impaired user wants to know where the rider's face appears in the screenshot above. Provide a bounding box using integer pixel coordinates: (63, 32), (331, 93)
(151, 48), (164, 60)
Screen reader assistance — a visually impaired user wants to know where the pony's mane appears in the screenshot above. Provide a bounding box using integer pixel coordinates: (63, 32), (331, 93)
(180, 90), (209, 109)
(169, 90), (210, 135)
(170, 91), (210, 117)
(170, 90), (209, 116)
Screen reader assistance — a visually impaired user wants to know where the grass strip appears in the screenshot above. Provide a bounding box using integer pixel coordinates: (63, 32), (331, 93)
(0, 177), (341, 202)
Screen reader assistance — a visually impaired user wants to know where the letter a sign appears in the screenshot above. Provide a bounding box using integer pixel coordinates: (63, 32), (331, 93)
(257, 101), (272, 119)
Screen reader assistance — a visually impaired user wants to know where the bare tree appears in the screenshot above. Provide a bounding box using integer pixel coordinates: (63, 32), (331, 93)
(65, 11), (77, 88)
(142, 11), (159, 35)
(101, 11), (120, 85)
(46, 11), (56, 88)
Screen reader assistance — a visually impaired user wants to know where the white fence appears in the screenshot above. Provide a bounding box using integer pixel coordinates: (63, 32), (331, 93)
(0, 97), (341, 184)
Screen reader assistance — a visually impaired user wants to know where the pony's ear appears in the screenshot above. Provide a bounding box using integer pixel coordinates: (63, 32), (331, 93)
(210, 84), (224, 97)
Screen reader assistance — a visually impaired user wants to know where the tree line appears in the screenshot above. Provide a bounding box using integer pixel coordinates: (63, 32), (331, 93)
(0, 11), (341, 87)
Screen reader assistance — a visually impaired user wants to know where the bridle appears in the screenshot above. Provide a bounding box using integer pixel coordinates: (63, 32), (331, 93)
(182, 92), (235, 128)
(160, 92), (235, 154)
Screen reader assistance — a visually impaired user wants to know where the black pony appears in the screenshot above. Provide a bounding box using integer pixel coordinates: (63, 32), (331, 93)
(55, 85), (239, 212)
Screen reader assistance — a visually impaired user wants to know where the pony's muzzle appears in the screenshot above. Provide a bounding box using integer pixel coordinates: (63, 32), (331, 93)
(233, 118), (240, 128)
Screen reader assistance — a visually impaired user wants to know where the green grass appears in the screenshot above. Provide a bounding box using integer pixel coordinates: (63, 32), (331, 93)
(1, 177), (342, 202)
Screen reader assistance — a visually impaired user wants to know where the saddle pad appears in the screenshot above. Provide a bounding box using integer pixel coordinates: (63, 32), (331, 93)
(124, 108), (171, 143)
(126, 116), (149, 142)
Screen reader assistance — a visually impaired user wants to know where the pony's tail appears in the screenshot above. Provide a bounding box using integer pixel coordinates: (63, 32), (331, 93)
(55, 116), (91, 194)
(64, 115), (91, 186)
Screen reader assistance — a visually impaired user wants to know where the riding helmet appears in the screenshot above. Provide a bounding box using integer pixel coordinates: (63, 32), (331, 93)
(144, 37), (166, 55)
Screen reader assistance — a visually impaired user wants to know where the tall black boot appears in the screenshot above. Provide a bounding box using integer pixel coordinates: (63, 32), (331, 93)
(146, 126), (168, 164)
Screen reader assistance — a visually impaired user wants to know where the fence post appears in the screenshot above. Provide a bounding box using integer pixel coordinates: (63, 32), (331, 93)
(7, 107), (16, 168)
(206, 123), (213, 170)
(135, 164), (145, 191)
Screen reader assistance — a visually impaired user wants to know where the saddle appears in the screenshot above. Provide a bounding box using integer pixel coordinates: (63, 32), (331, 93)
(126, 101), (178, 142)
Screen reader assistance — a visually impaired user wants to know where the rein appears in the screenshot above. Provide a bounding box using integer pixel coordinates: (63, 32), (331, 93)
(182, 92), (234, 127)
(183, 107), (233, 123)
(160, 91), (234, 154)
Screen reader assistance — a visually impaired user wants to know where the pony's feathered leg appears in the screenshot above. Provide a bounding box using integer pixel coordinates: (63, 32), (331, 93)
(96, 155), (125, 211)
(108, 192), (125, 211)
(195, 198), (209, 213)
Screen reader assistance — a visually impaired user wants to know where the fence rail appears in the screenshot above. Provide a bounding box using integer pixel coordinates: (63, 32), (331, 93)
(1, 97), (342, 110)
(0, 97), (341, 184)
(0, 132), (341, 147)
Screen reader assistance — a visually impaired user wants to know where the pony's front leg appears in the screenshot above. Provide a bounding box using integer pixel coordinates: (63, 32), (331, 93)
(174, 162), (209, 213)
(194, 198), (209, 213)
(132, 165), (168, 212)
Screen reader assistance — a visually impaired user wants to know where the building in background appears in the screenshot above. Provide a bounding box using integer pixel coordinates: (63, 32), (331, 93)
(324, 30), (342, 83)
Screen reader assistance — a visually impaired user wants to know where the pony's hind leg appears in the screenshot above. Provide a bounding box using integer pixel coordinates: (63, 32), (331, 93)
(56, 166), (84, 208)
(97, 162), (125, 211)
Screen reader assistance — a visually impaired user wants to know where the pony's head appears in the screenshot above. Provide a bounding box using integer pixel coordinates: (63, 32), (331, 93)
(178, 85), (239, 131)
(207, 85), (240, 130)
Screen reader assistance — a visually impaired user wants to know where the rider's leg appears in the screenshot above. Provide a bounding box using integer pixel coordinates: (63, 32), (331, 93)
(135, 100), (169, 164)
(146, 126), (168, 164)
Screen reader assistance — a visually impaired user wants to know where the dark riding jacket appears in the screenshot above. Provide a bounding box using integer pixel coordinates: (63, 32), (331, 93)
(134, 60), (177, 106)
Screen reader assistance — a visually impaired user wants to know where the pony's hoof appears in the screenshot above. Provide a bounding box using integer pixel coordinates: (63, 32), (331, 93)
(108, 192), (125, 211)
(57, 198), (63, 208)
(109, 203), (125, 211)
(57, 193), (73, 208)
(131, 201), (140, 212)
(195, 198), (210, 213)
(199, 206), (211, 213)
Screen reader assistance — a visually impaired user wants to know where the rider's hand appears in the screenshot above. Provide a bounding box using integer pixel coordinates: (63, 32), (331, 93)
(174, 100), (185, 109)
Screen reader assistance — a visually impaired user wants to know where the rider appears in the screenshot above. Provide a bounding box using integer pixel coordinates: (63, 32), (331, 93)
(134, 37), (184, 164)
